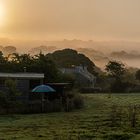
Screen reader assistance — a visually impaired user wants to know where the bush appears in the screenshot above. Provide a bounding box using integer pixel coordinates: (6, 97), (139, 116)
(73, 94), (84, 109)
(64, 92), (84, 111)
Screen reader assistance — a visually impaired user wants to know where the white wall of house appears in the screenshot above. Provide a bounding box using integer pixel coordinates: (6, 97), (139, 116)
(60, 66), (96, 87)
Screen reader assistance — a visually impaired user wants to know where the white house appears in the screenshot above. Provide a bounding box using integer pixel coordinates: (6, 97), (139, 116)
(60, 65), (96, 87)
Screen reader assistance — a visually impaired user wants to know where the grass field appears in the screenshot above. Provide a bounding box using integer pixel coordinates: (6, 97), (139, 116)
(1, 94), (140, 140)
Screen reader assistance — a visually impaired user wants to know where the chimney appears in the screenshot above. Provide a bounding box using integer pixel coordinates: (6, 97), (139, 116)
(23, 67), (27, 73)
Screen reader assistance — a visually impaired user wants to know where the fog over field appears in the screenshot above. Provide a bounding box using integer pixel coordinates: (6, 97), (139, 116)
(0, 38), (140, 69)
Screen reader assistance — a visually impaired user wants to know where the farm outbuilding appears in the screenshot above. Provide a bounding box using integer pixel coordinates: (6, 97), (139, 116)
(0, 73), (44, 101)
(0, 73), (71, 102)
(0, 73), (72, 113)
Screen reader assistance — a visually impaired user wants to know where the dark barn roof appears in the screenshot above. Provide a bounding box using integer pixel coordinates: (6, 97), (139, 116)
(0, 73), (44, 79)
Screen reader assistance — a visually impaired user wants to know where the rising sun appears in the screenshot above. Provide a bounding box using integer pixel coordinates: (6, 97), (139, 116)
(0, 2), (5, 26)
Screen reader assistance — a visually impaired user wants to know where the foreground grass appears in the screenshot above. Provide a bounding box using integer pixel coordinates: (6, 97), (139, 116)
(0, 94), (140, 139)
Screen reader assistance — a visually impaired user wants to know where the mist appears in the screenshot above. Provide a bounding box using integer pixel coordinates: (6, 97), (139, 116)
(0, 38), (140, 69)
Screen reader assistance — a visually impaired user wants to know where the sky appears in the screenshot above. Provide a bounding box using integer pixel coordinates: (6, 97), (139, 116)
(1, 0), (140, 41)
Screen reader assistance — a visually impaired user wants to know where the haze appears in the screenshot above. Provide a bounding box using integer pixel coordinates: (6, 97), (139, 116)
(1, 0), (140, 41)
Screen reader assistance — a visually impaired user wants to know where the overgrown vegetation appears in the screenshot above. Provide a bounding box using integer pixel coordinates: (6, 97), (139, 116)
(0, 52), (59, 82)
(0, 82), (84, 114)
(0, 79), (21, 114)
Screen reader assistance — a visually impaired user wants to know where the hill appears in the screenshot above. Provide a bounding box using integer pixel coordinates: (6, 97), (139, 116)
(47, 49), (101, 75)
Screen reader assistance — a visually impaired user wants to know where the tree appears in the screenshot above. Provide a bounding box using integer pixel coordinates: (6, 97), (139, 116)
(135, 70), (140, 81)
(30, 53), (59, 82)
(47, 49), (97, 75)
(0, 51), (6, 63)
(3, 46), (16, 56)
(105, 61), (128, 93)
(105, 61), (126, 80)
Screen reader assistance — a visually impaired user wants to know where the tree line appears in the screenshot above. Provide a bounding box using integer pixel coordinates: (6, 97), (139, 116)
(102, 60), (140, 93)
(0, 48), (139, 93)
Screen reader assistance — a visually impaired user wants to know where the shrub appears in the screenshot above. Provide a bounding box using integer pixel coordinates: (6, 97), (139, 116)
(64, 92), (84, 111)
(73, 94), (84, 109)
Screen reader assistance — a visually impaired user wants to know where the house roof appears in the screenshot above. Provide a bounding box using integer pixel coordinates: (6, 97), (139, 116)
(0, 73), (44, 79)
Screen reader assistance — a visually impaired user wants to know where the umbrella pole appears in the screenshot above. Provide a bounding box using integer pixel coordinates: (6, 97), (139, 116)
(41, 92), (44, 112)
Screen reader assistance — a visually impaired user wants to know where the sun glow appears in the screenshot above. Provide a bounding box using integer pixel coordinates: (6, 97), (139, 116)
(0, 2), (5, 26)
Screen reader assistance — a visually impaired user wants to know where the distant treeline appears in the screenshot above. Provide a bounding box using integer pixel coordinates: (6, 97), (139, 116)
(0, 48), (139, 93)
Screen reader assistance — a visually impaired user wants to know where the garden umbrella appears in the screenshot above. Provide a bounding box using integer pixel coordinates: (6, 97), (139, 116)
(32, 84), (56, 112)
(32, 84), (56, 93)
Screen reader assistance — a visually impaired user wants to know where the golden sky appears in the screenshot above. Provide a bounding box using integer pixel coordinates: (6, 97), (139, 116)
(1, 0), (140, 41)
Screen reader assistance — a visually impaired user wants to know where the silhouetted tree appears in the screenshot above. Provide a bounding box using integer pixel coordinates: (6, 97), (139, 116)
(105, 61), (126, 80)
(0, 51), (6, 63)
(3, 46), (16, 56)
(0, 52), (60, 82)
(135, 70), (140, 81)
(105, 61), (128, 93)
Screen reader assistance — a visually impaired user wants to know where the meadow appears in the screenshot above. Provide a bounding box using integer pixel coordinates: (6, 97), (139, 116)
(0, 94), (140, 140)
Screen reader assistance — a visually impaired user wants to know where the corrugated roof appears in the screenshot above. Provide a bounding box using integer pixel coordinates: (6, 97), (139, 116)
(0, 73), (44, 79)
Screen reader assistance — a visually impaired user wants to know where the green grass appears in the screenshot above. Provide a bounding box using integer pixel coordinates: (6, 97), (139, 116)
(0, 94), (140, 139)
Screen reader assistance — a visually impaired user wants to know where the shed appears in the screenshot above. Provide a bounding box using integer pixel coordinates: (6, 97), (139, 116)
(0, 73), (44, 101)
